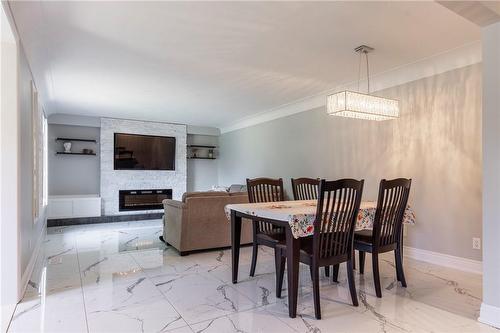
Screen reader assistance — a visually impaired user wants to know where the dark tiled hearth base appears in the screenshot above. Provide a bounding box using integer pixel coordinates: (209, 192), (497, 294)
(47, 213), (163, 227)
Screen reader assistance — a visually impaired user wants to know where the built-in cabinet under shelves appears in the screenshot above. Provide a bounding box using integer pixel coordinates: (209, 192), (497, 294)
(48, 195), (101, 219)
(187, 144), (217, 160)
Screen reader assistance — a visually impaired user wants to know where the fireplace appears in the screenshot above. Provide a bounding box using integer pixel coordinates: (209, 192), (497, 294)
(119, 189), (172, 211)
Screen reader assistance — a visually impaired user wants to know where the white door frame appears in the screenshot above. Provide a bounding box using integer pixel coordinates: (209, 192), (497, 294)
(0, 4), (20, 332)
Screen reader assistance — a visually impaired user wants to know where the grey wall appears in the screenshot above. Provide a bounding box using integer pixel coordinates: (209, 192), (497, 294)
(18, 45), (46, 274)
(481, 22), (500, 318)
(187, 134), (219, 192)
(219, 64), (482, 261)
(48, 124), (100, 195)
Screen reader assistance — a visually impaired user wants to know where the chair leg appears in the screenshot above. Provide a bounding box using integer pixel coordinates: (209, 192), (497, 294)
(395, 248), (407, 288)
(312, 265), (321, 319)
(275, 249), (286, 298)
(359, 251), (366, 275)
(250, 243), (258, 277)
(372, 252), (382, 298)
(309, 265), (313, 281)
(346, 259), (358, 307)
(352, 250), (356, 270)
(332, 264), (339, 283)
(249, 223), (258, 277)
(324, 266), (330, 277)
(395, 251), (401, 282)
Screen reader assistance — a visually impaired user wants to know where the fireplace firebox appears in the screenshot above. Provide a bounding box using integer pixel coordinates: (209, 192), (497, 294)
(119, 189), (172, 211)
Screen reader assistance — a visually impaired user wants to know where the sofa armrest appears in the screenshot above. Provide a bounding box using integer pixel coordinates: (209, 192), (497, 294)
(163, 199), (186, 253)
(163, 199), (185, 209)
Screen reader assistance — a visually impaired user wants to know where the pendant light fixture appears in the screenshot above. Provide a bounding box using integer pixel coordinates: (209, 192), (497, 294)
(327, 45), (399, 121)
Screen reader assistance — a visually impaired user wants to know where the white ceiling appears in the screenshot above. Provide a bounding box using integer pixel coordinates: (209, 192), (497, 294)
(9, 1), (479, 128)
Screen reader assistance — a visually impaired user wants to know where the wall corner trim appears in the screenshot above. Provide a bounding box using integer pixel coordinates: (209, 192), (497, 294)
(19, 221), (46, 301)
(403, 246), (482, 275)
(220, 40), (481, 134)
(479, 303), (500, 329)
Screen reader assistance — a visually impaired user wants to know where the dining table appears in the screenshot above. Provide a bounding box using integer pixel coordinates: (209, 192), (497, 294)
(225, 199), (416, 318)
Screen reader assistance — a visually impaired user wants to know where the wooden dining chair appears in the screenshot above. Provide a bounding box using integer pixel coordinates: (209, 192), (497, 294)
(291, 177), (332, 278)
(354, 178), (411, 298)
(291, 177), (320, 200)
(275, 179), (364, 319)
(246, 177), (286, 277)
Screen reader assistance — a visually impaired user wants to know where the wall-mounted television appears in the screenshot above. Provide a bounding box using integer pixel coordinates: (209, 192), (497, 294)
(114, 133), (176, 170)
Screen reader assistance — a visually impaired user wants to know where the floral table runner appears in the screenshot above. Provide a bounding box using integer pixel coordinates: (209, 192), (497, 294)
(225, 200), (416, 239)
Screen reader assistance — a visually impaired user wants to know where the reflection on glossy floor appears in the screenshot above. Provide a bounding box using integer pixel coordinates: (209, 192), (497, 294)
(7, 220), (497, 332)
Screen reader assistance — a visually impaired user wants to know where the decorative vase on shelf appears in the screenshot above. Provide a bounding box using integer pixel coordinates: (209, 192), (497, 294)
(63, 142), (72, 153)
(208, 149), (214, 159)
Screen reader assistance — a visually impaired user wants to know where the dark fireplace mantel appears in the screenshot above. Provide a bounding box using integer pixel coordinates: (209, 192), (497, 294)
(119, 189), (172, 212)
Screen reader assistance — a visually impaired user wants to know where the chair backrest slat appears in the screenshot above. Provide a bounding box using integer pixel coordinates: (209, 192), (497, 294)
(373, 178), (411, 248)
(313, 179), (364, 260)
(291, 178), (320, 201)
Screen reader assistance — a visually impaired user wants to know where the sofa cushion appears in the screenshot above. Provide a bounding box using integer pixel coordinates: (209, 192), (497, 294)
(182, 191), (230, 202)
(211, 185), (229, 192)
(229, 184), (247, 193)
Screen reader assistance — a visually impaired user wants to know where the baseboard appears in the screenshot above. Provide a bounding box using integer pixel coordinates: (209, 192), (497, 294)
(19, 222), (46, 300)
(403, 246), (482, 274)
(1, 303), (16, 333)
(479, 303), (500, 328)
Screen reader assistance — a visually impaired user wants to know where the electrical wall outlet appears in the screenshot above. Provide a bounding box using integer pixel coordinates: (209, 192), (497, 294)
(473, 237), (481, 250)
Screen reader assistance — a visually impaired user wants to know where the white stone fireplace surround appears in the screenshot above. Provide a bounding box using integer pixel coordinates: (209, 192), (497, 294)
(100, 118), (187, 215)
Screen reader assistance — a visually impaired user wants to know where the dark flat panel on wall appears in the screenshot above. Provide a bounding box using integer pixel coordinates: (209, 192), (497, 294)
(47, 213), (163, 227)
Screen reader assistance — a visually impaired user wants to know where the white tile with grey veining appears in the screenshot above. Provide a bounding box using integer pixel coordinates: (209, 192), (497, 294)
(190, 308), (296, 333)
(78, 251), (144, 289)
(9, 288), (88, 333)
(264, 283), (412, 333)
(8, 220), (498, 333)
(352, 252), (483, 320)
(86, 294), (187, 333)
(152, 272), (256, 325)
(130, 247), (227, 278)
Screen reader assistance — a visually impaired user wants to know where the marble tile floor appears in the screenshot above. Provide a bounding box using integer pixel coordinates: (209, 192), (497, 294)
(7, 220), (498, 333)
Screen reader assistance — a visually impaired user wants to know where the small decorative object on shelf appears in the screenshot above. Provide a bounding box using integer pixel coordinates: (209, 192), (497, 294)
(208, 149), (214, 159)
(63, 142), (72, 153)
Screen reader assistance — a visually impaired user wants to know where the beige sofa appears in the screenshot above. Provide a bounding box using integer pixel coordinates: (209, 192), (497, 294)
(162, 191), (253, 255)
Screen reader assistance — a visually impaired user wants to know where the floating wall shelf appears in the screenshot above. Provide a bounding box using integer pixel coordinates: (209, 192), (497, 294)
(187, 144), (217, 160)
(187, 145), (217, 149)
(188, 156), (216, 160)
(56, 138), (97, 143)
(56, 152), (97, 156)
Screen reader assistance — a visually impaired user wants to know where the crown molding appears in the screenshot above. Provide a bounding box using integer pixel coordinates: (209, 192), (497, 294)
(220, 41), (481, 134)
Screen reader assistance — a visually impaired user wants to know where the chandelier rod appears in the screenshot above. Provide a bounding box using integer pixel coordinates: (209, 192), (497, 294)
(354, 45), (374, 94)
(366, 51), (370, 94)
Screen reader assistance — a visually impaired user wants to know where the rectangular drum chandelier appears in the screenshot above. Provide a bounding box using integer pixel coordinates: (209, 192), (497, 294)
(327, 45), (399, 121)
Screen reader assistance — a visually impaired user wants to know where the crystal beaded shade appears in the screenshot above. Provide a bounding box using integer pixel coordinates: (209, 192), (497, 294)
(327, 91), (399, 121)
